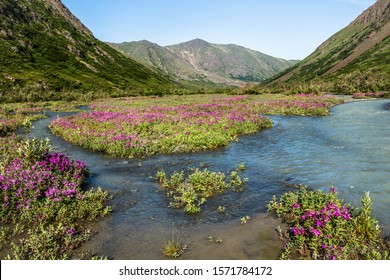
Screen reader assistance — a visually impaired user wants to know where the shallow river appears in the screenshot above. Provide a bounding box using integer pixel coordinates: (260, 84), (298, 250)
(28, 99), (390, 259)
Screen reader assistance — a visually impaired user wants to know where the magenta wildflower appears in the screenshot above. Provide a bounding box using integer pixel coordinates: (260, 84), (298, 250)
(310, 227), (321, 237)
(291, 226), (305, 236)
(291, 227), (300, 235)
(316, 220), (324, 228)
(292, 203), (301, 209)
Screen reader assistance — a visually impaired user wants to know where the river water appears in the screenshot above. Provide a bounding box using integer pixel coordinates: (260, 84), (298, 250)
(28, 99), (390, 259)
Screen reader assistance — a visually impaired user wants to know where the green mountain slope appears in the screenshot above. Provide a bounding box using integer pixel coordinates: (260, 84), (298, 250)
(0, 0), (174, 102)
(111, 39), (297, 85)
(268, 0), (390, 93)
(109, 40), (201, 82)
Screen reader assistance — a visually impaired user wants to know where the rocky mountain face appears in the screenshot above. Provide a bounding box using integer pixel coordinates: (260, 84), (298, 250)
(110, 39), (297, 86)
(268, 0), (390, 92)
(0, 0), (173, 102)
(43, 0), (93, 36)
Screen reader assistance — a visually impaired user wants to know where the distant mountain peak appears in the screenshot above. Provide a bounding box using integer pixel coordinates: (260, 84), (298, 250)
(187, 38), (210, 44)
(112, 38), (298, 85)
(171, 38), (212, 49)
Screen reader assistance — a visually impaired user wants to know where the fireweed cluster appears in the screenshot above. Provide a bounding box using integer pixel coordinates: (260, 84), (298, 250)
(267, 186), (389, 260)
(156, 164), (248, 214)
(254, 94), (342, 116)
(49, 94), (341, 158)
(50, 96), (272, 158)
(352, 92), (385, 99)
(0, 137), (110, 259)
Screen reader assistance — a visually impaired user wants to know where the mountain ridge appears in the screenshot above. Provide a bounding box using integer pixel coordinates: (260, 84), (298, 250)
(268, 0), (390, 92)
(44, 0), (93, 36)
(110, 38), (298, 86)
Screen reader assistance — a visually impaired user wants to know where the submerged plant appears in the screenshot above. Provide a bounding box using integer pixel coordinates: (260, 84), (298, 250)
(229, 170), (248, 192)
(162, 240), (183, 258)
(217, 206), (226, 213)
(235, 162), (246, 171)
(208, 236), (223, 243)
(162, 230), (187, 258)
(240, 216), (251, 224)
(156, 166), (248, 214)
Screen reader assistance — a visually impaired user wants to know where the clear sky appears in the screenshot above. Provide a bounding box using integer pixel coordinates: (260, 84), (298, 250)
(61, 0), (376, 60)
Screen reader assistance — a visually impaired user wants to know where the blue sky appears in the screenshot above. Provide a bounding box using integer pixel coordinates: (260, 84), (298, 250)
(61, 0), (376, 60)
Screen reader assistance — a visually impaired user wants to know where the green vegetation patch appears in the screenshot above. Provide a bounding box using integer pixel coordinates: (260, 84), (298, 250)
(156, 164), (248, 214)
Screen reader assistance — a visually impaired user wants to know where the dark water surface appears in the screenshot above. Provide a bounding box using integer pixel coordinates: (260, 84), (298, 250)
(28, 99), (390, 259)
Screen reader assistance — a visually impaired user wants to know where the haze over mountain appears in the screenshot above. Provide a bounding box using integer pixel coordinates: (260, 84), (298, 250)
(110, 39), (297, 86)
(268, 0), (390, 92)
(0, 0), (173, 102)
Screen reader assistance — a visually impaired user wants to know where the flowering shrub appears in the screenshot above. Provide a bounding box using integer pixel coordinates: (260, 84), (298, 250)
(0, 138), (110, 259)
(268, 186), (389, 260)
(0, 138), (88, 221)
(254, 94), (342, 116)
(0, 119), (20, 137)
(0, 153), (87, 221)
(352, 92), (385, 99)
